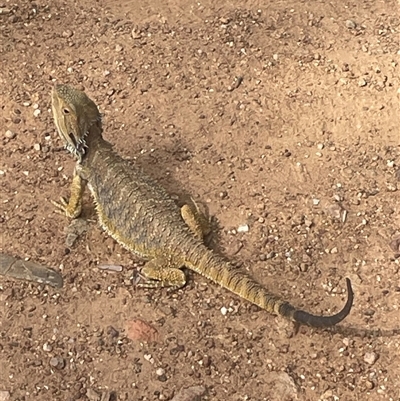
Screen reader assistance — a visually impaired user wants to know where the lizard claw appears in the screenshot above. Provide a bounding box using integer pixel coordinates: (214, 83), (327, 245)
(52, 196), (69, 207)
(135, 272), (158, 288)
(50, 197), (81, 218)
(51, 197), (68, 214)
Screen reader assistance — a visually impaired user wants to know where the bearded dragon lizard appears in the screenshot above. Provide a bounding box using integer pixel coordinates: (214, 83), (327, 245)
(51, 84), (353, 329)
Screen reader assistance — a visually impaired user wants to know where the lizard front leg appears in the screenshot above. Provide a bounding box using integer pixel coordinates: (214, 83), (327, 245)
(52, 167), (86, 218)
(138, 256), (186, 290)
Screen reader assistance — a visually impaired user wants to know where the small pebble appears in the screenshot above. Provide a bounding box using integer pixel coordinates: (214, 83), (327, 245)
(358, 78), (367, 87)
(5, 130), (16, 139)
(86, 389), (101, 401)
(125, 319), (159, 342)
(220, 306), (228, 316)
(365, 380), (374, 390)
(345, 20), (356, 29)
(43, 342), (52, 352)
(62, 30), (73, 38)
(304, 219), (313, 228)
(156, 368), (165, 376)
(65, 233), (78, 248)
(0, 391), (10, 401)
(33, 143), (41, 151)
(170, 386), (206, 401)
(107, 325), (119, 339)
(49, 356), (66, 370)
(299, 263), (308, 272)
(237, 224), (249, 233)
(202, 355), (211, 367)
(131, 29), (141, 39)
(364, 352), (378, 365)
(33, 109), (41, 117)
(389, 236), (400, 252)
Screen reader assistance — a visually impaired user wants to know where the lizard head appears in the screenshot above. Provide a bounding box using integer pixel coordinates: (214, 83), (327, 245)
(51, 84), (101, 162)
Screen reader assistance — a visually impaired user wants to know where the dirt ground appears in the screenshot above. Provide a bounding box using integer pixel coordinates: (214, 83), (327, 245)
(1, 0), (400, 400)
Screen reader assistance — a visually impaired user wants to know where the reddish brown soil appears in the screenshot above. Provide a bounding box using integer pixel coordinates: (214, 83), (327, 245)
(1, 0), (399, 400)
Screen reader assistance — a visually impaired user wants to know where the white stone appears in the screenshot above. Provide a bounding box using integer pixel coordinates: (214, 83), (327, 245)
(237, 224), (249, 233)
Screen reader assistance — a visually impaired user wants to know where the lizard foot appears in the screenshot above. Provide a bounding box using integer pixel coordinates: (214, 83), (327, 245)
(51, 197), (82, 218)
(136, 278), (183, 291)
(137, 261), (186, 289)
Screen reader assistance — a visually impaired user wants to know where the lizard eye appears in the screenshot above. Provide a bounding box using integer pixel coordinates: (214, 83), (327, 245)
(63, 108), (70, 115)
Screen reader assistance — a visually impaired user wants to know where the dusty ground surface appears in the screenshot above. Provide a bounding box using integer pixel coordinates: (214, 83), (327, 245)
(1, 0), (400, 400)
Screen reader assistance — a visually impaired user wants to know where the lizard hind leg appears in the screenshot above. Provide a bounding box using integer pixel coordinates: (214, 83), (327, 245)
(137, 257), (187, 290)
(180, 199), (211, 241)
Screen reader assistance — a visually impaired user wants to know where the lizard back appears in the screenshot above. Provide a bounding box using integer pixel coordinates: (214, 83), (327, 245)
(81, 136), (204, 261)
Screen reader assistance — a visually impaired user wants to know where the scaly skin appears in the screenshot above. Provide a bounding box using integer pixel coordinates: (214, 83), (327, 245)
(51, 84), (354, 329)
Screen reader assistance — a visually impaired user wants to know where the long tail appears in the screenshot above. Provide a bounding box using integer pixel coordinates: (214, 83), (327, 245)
(278, 278), (353, 327)
(187, 249), (353, 328)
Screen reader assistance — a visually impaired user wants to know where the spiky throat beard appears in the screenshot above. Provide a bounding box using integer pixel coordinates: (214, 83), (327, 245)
(65, 131), (88, 163)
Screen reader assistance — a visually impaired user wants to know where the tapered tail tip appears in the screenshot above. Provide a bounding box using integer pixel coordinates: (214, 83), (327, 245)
(291, 278), (354, 328)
